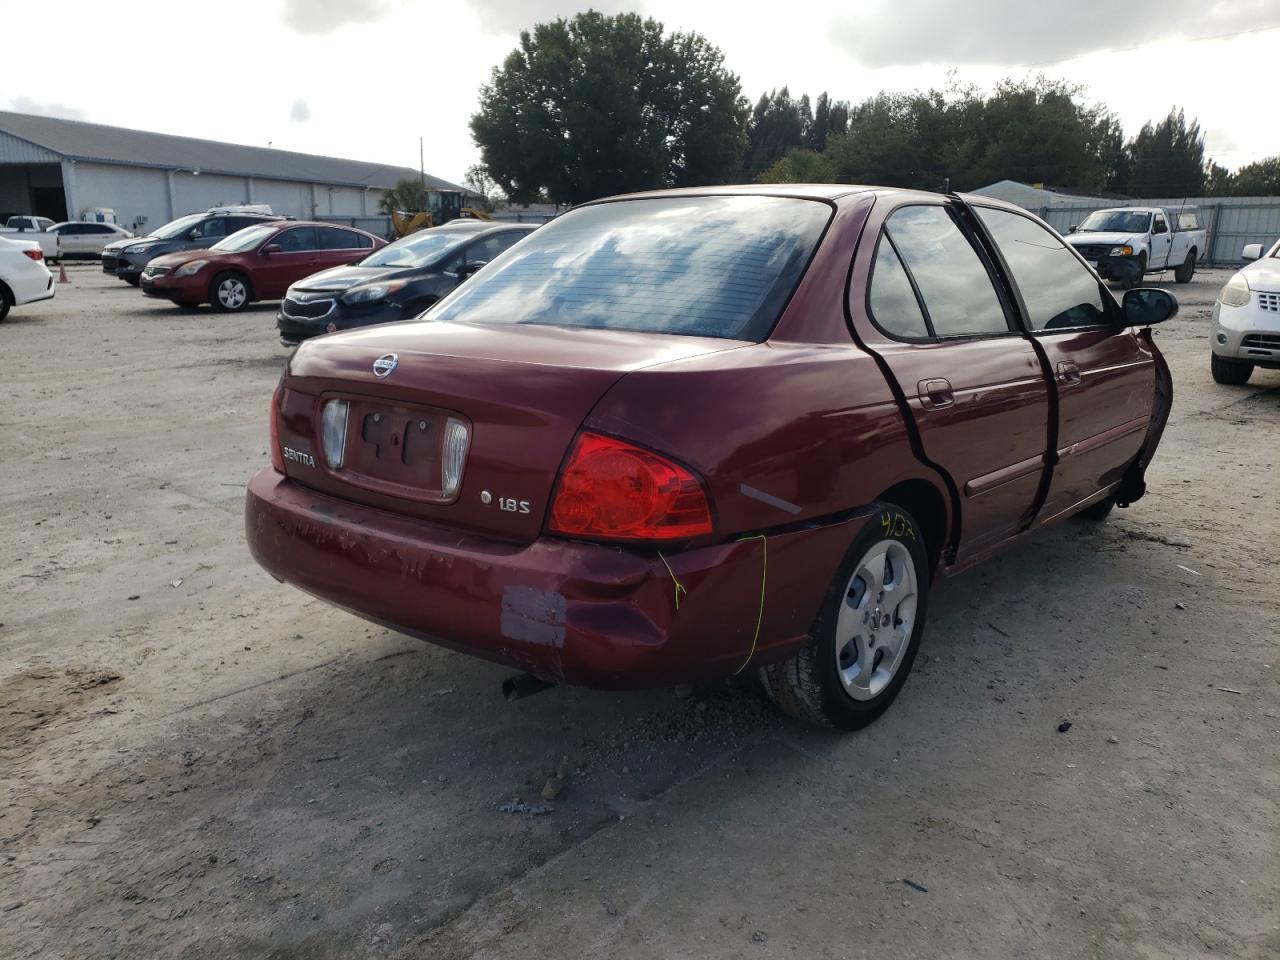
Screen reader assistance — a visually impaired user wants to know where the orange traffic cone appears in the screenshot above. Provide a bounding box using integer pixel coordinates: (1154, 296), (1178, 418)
(58, 263), (70, 284)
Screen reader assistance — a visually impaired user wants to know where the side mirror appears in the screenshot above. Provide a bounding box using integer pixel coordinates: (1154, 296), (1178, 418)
(1153, 222), (1168, 235)
(261, 243), (283, 256)
(456, 260), (487, 280)
(1122, 288), (1177, 327)
(1069, 224), (1078, 234)
(187, 228), (201, 240)
(1242, 243), (1263, 261)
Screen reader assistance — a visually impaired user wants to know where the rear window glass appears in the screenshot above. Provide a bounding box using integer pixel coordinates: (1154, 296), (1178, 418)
(427, 195), (831, 340)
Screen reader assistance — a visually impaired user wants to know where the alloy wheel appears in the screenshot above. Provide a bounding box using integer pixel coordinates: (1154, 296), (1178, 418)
(833, 540), (918, 700)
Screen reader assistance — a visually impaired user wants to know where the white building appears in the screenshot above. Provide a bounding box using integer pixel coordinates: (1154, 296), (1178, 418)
(0, 111), (471, 233)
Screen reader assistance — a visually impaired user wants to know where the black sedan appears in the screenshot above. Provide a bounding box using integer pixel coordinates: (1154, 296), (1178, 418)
(276, 221), (537, 344)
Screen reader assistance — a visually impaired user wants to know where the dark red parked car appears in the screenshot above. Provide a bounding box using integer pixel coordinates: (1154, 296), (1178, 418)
(245, 186), (1175, 730)
(141, 221), (385, 311)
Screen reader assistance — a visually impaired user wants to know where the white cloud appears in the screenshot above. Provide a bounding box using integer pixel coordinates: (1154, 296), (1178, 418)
(828, 0), (1276, 68)
(281, 0), (395, 34)
(289, 99), (311, 123)
(7, 97), (87, 121)
(468, 0), (642, 35)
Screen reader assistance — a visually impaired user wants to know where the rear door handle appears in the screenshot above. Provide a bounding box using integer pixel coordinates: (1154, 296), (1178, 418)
(1056, 361), (1082, 385)
(918, 378), (955, 409)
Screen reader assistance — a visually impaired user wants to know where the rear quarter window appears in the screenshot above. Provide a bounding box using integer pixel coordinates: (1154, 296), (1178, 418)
(426, 195), (832, 341)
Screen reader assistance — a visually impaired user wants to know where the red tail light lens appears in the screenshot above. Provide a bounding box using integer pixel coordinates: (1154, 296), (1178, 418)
(269, 382), (285, 473)
(22, 248), (43, 262)
(548, 433), (713, 541)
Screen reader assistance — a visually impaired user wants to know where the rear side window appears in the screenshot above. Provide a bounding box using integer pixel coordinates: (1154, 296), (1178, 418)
(975, 207), (1109, 331)
(883, 206), (1009, 338)
(426, 195), (832, 340)
(868, 238), (929, 339)
(1176, 210), (1200, 231)
(318, 226), (364, 250)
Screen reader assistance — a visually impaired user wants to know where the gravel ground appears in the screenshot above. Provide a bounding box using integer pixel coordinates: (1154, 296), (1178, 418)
(1, 263), (1276, 959)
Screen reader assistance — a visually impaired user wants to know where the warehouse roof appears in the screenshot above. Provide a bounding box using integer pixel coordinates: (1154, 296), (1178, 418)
(0, 111), (468, 193)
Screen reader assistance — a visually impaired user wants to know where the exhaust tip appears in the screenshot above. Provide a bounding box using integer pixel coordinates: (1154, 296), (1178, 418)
(502, 672), (557, 702)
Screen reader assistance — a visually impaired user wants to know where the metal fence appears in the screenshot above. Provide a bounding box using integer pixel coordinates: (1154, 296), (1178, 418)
(1030, 196), (1280, 266)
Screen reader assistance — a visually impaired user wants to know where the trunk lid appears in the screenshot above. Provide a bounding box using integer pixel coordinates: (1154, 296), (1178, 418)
(277, 320), (744, 541)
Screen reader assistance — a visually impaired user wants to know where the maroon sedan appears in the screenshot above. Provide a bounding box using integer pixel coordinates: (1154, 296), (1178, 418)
(141, 221), (385, 311)
(245, 186), (1175, 730)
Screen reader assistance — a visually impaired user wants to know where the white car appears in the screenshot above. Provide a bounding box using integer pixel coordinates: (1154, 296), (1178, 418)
(1210, 240), (1280, 384)
(0, 235), (55, 321)
(50, 221), (134, 259)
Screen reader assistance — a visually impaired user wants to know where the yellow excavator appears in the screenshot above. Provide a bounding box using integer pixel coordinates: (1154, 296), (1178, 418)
(390, 189), (491, 238)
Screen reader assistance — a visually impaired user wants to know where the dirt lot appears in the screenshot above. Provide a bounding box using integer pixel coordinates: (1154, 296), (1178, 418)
(1, 263), (1276, 959)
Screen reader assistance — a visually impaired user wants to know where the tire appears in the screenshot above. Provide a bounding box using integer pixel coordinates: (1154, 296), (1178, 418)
(124, 275), (141, 287)
(1174, 251), (1196, 284)
(1121, 253), (1147, 290)
(0, 285), (11, 323)
(210, 272), (251, 312)
(1077, 497), (1115, 521)
(1211, 353), (1253, 385)
(759, 502), (929, 730)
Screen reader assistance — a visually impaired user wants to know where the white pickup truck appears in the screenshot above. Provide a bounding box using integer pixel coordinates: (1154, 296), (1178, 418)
(1064, 206), (1206, 287)
(0, 216), (60, 260)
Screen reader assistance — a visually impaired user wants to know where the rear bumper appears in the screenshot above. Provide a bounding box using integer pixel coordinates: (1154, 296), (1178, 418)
(245, 469), (865, 688)
(9, 267), (55, 305)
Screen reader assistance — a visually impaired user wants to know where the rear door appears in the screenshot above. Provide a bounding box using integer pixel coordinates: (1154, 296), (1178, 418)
(316, 226), (374, 269)
(853, 202), (1053, 563)
(970, 204), (1156, 523)
(256, 225), (322, 298)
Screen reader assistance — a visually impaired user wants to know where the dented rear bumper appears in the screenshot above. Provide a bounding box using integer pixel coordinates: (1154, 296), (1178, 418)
(245, 469), (866, 688)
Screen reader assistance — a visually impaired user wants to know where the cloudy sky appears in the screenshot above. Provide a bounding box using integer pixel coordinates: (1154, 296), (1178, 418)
(3, 0), (1276, 185)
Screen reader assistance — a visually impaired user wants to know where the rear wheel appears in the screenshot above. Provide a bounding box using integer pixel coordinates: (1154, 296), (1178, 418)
(1174, 251), (1196, 284)
(124, 275), (141, 287)
(759, 503), (929, 730)
(210, 272), (250, 312)
(1211, 353), (1253, 385)
(0, 285), (11, 322)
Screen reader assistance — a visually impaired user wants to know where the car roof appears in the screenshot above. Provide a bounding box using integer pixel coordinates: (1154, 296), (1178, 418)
(267, 220), (379, 236)
(588, 183), (1007, 209)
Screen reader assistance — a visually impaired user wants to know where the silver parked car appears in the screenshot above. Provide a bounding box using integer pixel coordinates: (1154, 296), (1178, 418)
(1210, 240), (1280, 384)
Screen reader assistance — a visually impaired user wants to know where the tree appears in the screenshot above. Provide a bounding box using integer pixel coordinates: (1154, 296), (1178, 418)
(464, 164), (504, 211)
(743, 87), (810, 179)
(470, 12), (748, 205)
(1230, 156), (1280, 196)
(378, 178), (429, 214)
(1202, 159), (1235, 197)
(757, 148), (834, 184)
(1092, 113), (1130, 195)
(807, 92), (850, 153)
(1126, 108), (1205, 197)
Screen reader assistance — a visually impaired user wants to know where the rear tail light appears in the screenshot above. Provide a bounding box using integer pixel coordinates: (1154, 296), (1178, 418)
(548, 432), (713, 542)
(441, 417), (470, 499)
(320, 399), (349, 469)
(22, 248), (43, 262)
(269, 382), (285, 472)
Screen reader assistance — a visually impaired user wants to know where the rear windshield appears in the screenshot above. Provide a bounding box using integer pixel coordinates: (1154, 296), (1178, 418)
(426, 195), (832, 340)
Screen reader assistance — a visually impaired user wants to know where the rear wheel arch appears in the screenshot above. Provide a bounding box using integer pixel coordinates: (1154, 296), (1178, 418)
(873, 478), (949, 579)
